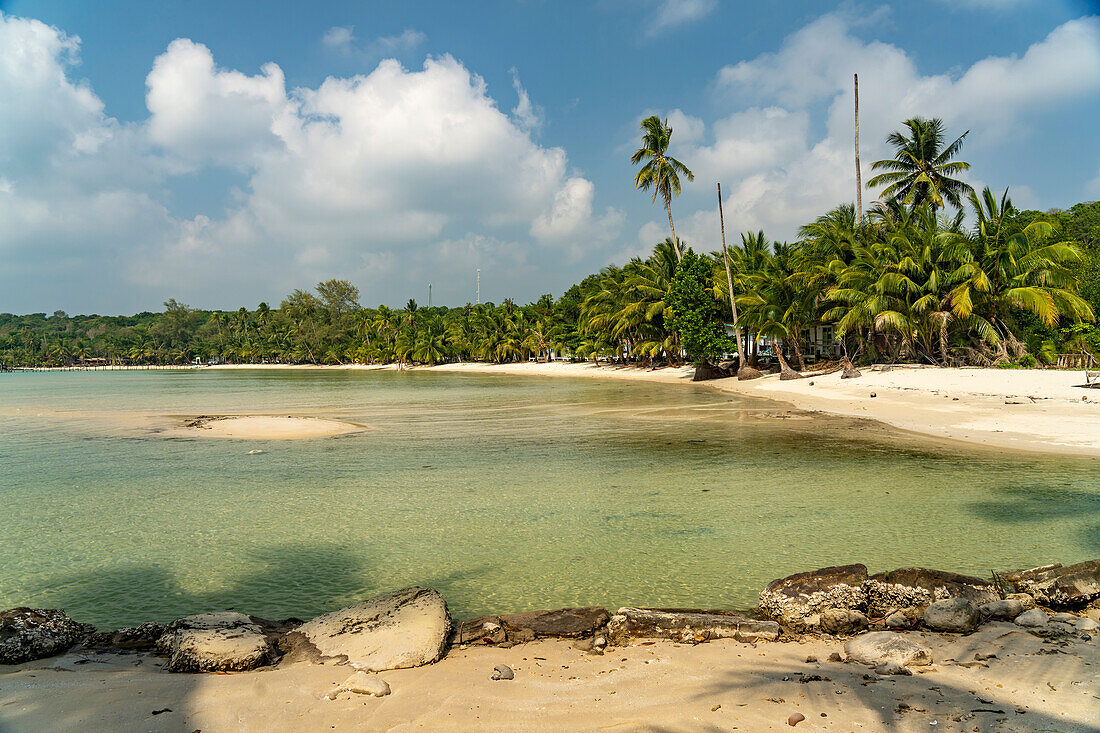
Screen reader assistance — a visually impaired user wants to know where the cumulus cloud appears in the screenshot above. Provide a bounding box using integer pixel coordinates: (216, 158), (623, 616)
(146, 39), (291, 169)
(640, 13), (1100, 248)
(646, 0), (717, 36)
(0, 11), (614, 311)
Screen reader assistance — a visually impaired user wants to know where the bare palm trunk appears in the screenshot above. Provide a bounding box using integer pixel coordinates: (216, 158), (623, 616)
(717, 183), (761, 380)
(666, 200), (682, 262)
(854, 73), (863, 225)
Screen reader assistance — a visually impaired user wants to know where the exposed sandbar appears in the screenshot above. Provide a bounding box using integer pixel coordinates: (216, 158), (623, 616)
(166, 415), (364, 440)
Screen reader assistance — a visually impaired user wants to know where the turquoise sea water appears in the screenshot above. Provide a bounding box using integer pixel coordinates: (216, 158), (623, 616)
(0, 368), (1097, 629)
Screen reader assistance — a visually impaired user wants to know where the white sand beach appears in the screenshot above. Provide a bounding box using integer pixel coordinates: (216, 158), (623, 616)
(2, 626), (1097, 732)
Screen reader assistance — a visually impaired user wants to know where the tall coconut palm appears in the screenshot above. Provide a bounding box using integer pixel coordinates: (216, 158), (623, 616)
(631, 116), (694, 261)
(868, 117), (973, 210)
(946, 187), (1094, 355)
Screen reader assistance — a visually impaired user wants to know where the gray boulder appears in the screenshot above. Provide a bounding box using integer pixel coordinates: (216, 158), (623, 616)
(864, 568), (998, 617)
(1014, 608), (1049, 628)
(759, 564), (868, 631)
(923, 598), (981, 633)
(1000, 560), (1100, 608)
(1075, 617), (1098, 633)
(844, 631), (933, 669)
(979, 599), (1024, 621)
(606, 607), (780, 645)
(0, 608), (94, 665)
(279, 587), (450, 671)
(157, 612), (272, 673)
(819, 608), (869, 635)
(883, 607), (923, 630)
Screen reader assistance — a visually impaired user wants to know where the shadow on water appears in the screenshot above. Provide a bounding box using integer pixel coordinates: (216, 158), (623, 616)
(966, 484), (1100, 556)
(0, 542), (494, 733)
(28, 542), (493, 629)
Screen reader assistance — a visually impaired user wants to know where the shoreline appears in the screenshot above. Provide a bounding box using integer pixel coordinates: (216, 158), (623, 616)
(10, 360), (1100, 455)
(222, 360), (1100, 456)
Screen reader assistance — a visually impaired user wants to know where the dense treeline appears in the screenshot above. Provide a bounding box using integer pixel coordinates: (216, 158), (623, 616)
(3, 116), (1099, 371)
(3, 193), (1096, 370)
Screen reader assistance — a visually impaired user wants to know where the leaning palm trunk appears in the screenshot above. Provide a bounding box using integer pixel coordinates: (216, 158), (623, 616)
(789, 333), (806, 371)
(772, 337), (803, 380)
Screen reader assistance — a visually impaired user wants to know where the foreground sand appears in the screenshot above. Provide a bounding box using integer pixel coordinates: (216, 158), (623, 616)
(2, 626), (1097, 732)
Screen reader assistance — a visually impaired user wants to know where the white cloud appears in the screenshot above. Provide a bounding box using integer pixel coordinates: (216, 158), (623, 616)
(321, 25), (426, 59)
(0, 12), (615, 311)
(647, 0), (717, 36)
(647, 13), (1100, 246)
(146, 39), (291, 169)
(664, 108), (704, 145)
(322, 25), (355, 50)
(509, 67), (542, 131)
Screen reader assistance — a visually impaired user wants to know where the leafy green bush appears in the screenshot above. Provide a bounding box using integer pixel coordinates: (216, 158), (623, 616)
(666, 249), (732, 364)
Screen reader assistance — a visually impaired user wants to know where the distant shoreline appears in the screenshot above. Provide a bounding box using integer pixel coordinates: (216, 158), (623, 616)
(10, 360), (1100, 456)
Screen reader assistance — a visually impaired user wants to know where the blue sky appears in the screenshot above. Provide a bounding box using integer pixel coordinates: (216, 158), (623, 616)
(1, 0), (1098, 314)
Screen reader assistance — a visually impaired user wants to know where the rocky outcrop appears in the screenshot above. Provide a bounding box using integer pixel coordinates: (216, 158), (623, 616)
(500, 607), (609, 640)
(844, 631), (933, 671)
(922, 598), (981, 633)
(1000, 560), (1100, 608)
(156, 612), (273, 672)
(606, 607), (780, 645)
(279, 587), (450, 671)
(455, 607), (609, 646)
(453, 616), (508, 645)
(83, 622), (167, 651)
(0, 608), (94, 665)
(759, 564), (868, 631)
(864, 568), (998, 617)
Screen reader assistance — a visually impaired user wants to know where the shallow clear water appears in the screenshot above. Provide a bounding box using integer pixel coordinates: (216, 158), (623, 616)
(1, 368), (1097, 629)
